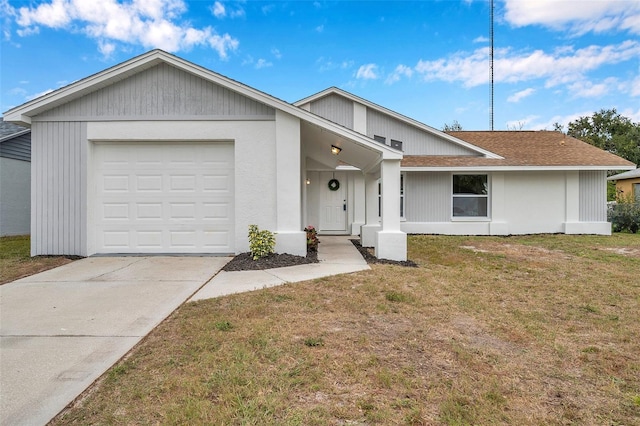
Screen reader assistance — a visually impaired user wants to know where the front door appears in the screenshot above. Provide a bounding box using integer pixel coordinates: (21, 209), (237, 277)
(319, 171), (347, 232)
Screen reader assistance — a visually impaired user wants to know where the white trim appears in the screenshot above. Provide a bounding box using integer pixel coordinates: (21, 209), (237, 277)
(4, 50), (402, 162)
(451, 173), (490, 220)
(294, 87), (503, 160)
(403, 165), (636, 172)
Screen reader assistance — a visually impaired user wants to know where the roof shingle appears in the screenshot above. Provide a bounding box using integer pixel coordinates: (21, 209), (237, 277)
(402, 131), (635, 169)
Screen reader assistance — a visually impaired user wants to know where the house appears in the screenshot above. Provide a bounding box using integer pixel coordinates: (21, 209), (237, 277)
(607, 168), (640, 202)
(0, 119), (31, 236)
(2, 50), (635, 260)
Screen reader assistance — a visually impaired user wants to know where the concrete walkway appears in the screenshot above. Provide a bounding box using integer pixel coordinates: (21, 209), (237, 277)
(0, 236), (368, 425)
(0, 256), (230, 426)
(191, 235), (370, 301)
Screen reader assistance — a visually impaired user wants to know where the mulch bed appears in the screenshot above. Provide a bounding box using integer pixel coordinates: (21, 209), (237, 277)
(222, 249), (318, 271)
(350, 239), (418, 267)
(222, 238), (417, 271)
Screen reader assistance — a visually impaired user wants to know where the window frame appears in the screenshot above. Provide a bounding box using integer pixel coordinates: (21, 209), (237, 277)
(377, 172), (406, 220)
(451, 173), (490, 221)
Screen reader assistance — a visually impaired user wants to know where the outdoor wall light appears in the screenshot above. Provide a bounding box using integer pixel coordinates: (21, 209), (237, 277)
(306, 178), (311, 185)
(331, 145), (342, 155)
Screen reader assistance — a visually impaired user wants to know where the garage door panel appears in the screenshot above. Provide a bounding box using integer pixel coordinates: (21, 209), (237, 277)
(136, 203), (163, 220)
(170, 175), (197, 192)
(94, 142), (234, 254)
(137, 175), (163, 192)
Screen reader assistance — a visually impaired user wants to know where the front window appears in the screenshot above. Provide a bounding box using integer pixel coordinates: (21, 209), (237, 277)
(377, 173), (405, 219)
(452, 174), (489, 218)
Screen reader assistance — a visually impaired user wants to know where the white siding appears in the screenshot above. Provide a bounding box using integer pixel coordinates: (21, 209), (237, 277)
(31, 122), (86, 255)
(366, 109), (478, 156)
(310, 94), (354, 129)
(405, 172), (450, 222)
(579, 170), (607, 221)
(36, 63), (275, 120)
(0, 157), (30, 236)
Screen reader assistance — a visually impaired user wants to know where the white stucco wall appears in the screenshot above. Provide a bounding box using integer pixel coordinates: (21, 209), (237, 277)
(86, 120), (279, 255)
(502, 171), (566, 234)
(401, 170), (609, 235)
(0, 157), (31, 236)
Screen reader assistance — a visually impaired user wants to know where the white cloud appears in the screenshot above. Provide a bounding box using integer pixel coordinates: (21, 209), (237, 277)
(567, 77), (618, 98)
(619, 107), (640, 123)
(315, 24), (324, 33)
(527, 110), (593, 131)
(414, 41), (640, 88)
(255, 58), (272, 69)
(10, 0), (239, 58)
(504, 0), (640, 35)
(98, 40), (116, 57)
(211, 1), (244, 19)
(316, 57), (354, 72)
(507, 88), (535, 103)
(26, 88), (54, 101)
(505, 115), (539, 130)
(356, 63), (379, 80)
(271, 48), (282, 59)
(473, 35), (489, 43)
(211, 1), (225, 18)
(17, 0), (72, 28)
(385, 64), (413, 84)
(630, 75), (640, 97)
(9, 87), (27, 97)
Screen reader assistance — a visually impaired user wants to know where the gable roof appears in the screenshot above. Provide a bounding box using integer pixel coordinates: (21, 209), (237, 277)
(295, 87), (502, 160)
(2, 50), (401, 166)
(607, 168), (640, 181)
(402, 131), (636, 171)
(0, 118), (30, 143)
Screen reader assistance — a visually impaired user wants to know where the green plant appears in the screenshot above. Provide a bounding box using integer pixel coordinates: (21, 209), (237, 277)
(214, 321), (233, 331)
(303, 337), (324, 347)
(248, 225), (276, 260)
(608, 195), (640, 233)
(304, 225), (319, 251)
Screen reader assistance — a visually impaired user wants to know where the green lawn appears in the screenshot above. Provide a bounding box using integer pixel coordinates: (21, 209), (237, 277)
(50, 234), (640, 425)
(0, 236), (74, 284)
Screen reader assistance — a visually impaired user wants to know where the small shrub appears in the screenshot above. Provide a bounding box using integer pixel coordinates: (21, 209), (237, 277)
(608, 195), (640, 233)
(304, 225), (319, 251)
(248, 225), (276, 260)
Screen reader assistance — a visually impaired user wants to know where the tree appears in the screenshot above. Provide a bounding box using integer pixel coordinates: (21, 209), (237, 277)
(443, 120), (463, 132)
(567, 109), (640, 166)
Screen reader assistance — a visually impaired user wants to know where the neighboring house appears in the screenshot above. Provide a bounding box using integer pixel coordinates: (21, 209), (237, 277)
(607, 168), (640, 202)
(0, 119), (31, 236)
(3, 50), (635, 260)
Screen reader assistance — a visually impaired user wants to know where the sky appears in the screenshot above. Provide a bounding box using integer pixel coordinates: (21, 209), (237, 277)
(1, 0), (639, 131)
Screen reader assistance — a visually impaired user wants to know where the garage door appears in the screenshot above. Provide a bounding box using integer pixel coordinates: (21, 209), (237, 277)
(93, 142), (234, 254)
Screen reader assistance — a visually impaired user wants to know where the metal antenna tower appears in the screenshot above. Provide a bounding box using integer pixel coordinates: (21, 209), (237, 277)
(490, 0), (494, 131)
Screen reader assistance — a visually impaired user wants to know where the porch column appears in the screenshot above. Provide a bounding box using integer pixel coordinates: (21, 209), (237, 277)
(361, 170), (380, 247)
(375, 159), (407, 261)
(275, 110), (306, 256)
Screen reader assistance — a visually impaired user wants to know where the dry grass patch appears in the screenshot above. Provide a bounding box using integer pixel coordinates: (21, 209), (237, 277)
(0, 235), (75, 284)
(53, 234), (640, 425)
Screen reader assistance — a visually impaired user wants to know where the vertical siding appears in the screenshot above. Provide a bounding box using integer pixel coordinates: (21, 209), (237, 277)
(579, 170), (607, 221)
(366, 109), (477, 155)
(31, 122), (85, 255)
(405, 172), (450, 222)
(310, 94), (354, 129)
(36, 63), (275, 119)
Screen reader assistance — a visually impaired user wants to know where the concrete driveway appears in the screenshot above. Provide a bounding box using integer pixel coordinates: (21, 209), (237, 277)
(0, 256), (229, 426)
